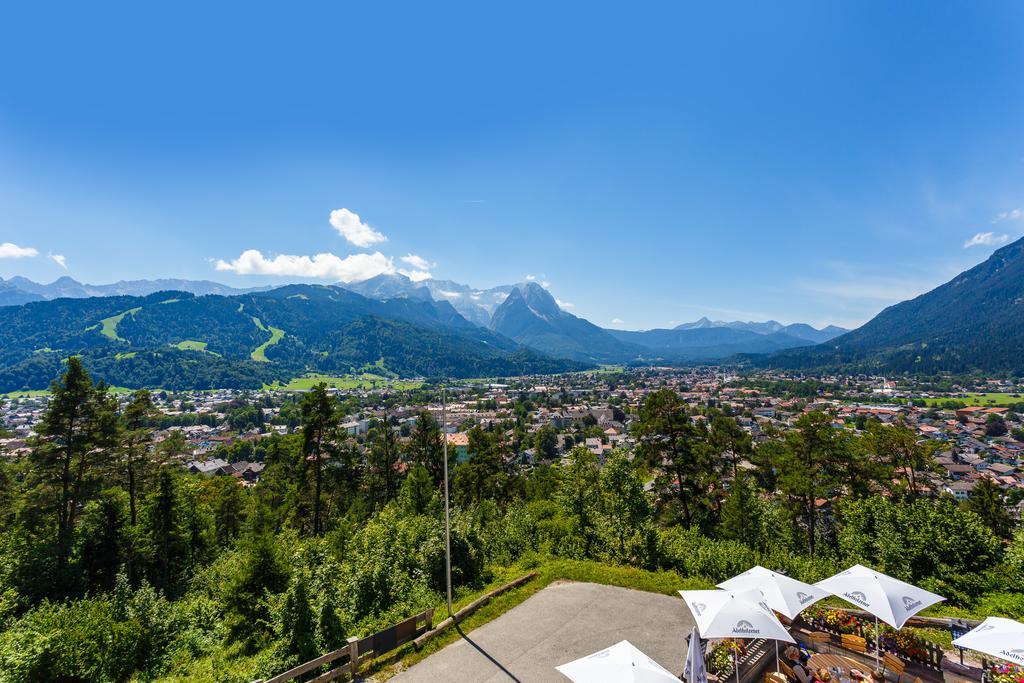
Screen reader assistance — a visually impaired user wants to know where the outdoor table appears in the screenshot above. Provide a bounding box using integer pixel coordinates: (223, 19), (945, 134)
(808, 653), (865, 683)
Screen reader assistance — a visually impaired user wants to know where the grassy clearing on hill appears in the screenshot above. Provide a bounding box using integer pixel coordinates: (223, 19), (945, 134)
(172, 340), (220, 355)
(249, 317), (285, 362)
(99, 307), (142, 341)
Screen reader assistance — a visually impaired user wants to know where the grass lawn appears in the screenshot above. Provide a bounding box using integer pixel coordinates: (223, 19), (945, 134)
(98, 306), (142, 341)
(921, 392), (1023, 407)
(266, 373), (423, 391)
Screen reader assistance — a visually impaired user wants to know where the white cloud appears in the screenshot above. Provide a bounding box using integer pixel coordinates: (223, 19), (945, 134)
(214, 249), (397, 282)
(400, 269), (432, 282)
(964, 231), (1009, 248)
(397, 254), (434, 281)
(49, 253), (67, 269)
(400, 254), (433, 271)
(437, 290), (462, 299)
(992, 208), (1022, 224)
(611, 318), (624, 325)
(541, 280), (551, 288)
(525, 274), (536, 281)
(556, 298), (574, 309)
(328, 208), (387, 247)
(0, 242), (38, 259)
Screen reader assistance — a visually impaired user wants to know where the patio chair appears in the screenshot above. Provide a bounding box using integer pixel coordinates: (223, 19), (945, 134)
(840, 634), (867, 654)
(882, 652), (906, 683)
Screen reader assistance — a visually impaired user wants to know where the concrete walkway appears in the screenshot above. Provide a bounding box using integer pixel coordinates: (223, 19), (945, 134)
(391, 581), (694, 682)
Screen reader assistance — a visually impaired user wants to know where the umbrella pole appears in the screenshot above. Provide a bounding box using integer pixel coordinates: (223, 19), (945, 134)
(875, 617), (880, 667)
(776, 641), (780, 673)
(735, 646), (740, 683)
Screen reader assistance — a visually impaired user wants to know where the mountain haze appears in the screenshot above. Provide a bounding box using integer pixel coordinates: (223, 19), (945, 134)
(764, 236), (1024, 374)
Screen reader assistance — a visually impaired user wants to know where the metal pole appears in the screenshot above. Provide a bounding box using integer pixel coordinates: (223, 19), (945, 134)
(442, 385), (453, 618)
(875, 616), (880, 667)
(735, 646), (740, 683)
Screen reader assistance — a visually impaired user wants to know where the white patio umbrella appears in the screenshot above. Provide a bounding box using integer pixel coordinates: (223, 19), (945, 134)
(556, 639), (680, 682)
(684, 625), (708, 683)
(952, 617), (1024, 666)
(680, 589), (795, 683)
(815, 564), (945, 665)
(718, 566), (830, 670)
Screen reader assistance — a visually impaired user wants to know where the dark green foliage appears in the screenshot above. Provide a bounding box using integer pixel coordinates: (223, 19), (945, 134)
(836, 495), (1002, 602)
(966, 478), (1015, 539)
(280, 574), (317, 662)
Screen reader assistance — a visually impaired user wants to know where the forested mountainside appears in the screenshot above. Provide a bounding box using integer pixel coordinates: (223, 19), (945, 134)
(761, 236), (1024, 375)
(0, 285), (585, 391)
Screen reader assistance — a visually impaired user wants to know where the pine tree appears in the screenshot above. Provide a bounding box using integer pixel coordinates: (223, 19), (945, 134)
(121, 390), (155, 525)
(301, 384), (339, 536)
(30, 356), (119, 574)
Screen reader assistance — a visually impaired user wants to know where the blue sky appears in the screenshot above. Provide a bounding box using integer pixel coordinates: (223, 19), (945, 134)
(1, 2), (1023, 330)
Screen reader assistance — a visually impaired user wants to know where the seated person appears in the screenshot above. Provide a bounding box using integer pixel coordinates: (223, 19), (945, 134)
(783, 646), (813, 683)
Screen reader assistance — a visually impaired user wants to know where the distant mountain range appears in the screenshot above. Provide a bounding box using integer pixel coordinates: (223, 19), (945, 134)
(484, 282), (841, 363)
(760, 235), (1024, 375)
(344, 273), (514, 327)
(4, 235), (1021, 380)
(0, 285), (584, 392)
(0, 274), (855, 385)
(674, 317), (847, 344)
(0, 275), (268, 306)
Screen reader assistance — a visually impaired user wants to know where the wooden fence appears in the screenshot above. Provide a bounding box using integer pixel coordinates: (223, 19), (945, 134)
(252, 608), (434, 683)
(254, 571), (538, 683)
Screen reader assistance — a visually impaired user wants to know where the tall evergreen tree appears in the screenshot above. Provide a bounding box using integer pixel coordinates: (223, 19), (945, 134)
(121, 390), (155, 525)
(300, 384), (340, 536)
(29, 357), (119, 572)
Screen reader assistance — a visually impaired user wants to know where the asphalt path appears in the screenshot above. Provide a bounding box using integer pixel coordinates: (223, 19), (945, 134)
(391, 580), (695, 682)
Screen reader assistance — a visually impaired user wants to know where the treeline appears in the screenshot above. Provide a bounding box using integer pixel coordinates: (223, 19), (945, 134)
(0, 366), (1022, 682)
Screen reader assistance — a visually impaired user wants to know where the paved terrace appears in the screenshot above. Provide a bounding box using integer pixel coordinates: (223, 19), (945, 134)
(391, 581), (695, 682)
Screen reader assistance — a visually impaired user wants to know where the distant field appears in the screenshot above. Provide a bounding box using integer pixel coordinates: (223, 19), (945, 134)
(921, 392), (1023, 407)
(267, 373), (423, 391)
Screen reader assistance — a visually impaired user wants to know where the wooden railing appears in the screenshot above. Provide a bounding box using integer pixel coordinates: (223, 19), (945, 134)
(253, 608), (434, 683)
(254, 571), (538, 683)
(797, 615), (946, 671)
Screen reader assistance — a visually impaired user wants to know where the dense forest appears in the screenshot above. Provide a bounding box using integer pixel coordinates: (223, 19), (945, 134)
(0, 286), (585, 392)
(1, 360), (1022, 682)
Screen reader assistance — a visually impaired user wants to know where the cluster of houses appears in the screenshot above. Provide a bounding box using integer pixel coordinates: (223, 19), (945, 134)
(2, 369), (1022, 507)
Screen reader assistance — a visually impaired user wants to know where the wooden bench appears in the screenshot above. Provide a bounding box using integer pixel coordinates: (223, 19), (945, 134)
(841, 634), (867, 654)
(882, 652), (906, 683)
(808, 631), (832, 653)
